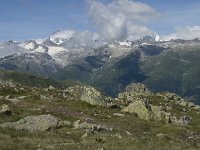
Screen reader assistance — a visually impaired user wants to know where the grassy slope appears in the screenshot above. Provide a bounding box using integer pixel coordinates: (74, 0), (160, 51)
(0, 85), (199, 150)
(0, 70), (81, 89)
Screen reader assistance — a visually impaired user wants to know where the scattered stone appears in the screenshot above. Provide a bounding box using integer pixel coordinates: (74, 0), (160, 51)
(5, 95), (10, 99)
(107, 103), (121, 108)
(0, 104), (12, 115)
(6, 98), (20, 104)
(179, 116), (192, 125)
(44, 88), (48, 92)
(0, 114), (60, 132)
(194, 105), (200, 110)
(165, 105), (172, 111)
(125, 131), (132, 136)
(64, 85), (109, 106)
(17, 96), (26, 100)
(60, 120), (72, 126)
(82, 132), (88, 139)
(113, 113), (125, 117)
(73, 120), (113, 133)
(188, 102), (195, 107)
(48, 85), (55, 90)
(115, 133), (122, 139)
(183, 108), (187, 112)
(180, 100), (187, 107)
(40, 95), (54, 101)
(156, 133), (168, 138)
(73, 120), (81, 129)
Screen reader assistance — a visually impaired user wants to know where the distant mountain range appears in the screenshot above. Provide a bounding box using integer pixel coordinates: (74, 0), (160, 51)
(0, 30), (200, 104)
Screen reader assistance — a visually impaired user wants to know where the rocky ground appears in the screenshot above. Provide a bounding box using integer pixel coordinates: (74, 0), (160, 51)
(0, 81), (200, 150)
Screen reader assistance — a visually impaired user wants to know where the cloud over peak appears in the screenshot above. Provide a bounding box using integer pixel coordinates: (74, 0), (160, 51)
(86, 0), (158, 41)
(161, 26), (200, 41)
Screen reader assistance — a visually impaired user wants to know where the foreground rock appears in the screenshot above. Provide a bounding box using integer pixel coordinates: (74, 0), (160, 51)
(64, 85), (111, 106)
(0, 114), (59, 132)
(122, 100), (150, 120)
(122, 99), (173, 124)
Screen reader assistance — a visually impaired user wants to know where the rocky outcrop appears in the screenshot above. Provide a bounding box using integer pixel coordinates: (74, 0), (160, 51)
(0, 114), (59, 132)
(118, 83), (151, 104)
(64, 85), (110, 106)
(157, 92), (200, 110)
(122, 99), (172, 123)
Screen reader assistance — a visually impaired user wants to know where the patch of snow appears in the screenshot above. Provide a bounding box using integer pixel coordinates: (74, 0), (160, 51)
(35, 46), (46, 53)
(118, 41), (132, 47)
(19, 42), (35, 50)
(48, 46), (66, 56)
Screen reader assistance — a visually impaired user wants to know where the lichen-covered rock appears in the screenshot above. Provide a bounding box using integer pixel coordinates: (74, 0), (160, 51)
(118, 83), (151, 104)
(179, 116), (192, 125)
(151, 105), (172, 123)
(0, 114), (59, 132)
(48, 85), (55, 90)
(188, 102), (195, 107)
(0, 104), (12, 115)
(123, 83), (151, 94)
(122, 100), (151, 120)
(122, 100), (172, 122)
(40, 94), (54, 101)
(64, 85), (109, 106)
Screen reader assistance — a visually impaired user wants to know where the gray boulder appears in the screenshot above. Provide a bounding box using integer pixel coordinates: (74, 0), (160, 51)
(179, 116), (192, 125)
(64, 85), (109, 106)
(0, 114), (59, 132)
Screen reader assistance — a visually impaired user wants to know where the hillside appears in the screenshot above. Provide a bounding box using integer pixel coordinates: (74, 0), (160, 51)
(0, 76), (200, 149)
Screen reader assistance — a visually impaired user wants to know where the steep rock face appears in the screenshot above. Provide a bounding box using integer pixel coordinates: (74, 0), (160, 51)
(0, 114), (59, 132)
(64, 85), (110, 106)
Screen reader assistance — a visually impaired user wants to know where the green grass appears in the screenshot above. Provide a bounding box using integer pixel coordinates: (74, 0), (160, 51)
(0, 83), (200, 149)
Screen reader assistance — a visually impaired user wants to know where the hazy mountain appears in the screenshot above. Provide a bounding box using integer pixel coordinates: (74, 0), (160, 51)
(0, 30), (200, 103)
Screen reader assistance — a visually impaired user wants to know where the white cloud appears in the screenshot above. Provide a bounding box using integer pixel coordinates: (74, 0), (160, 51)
(161, 26), (200, 41)
(86, 0), (158, 41)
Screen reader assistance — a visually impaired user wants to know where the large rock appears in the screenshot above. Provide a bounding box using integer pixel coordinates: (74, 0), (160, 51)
(122, 100), (172, 122)
(0, 114), (59, 132)
(122, 100), (151, 120)
(118, 83), (151, 104)
(64, 85), (109, 106)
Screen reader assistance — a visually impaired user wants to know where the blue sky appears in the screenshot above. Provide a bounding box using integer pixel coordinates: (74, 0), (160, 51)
(0, 0), (200, 41)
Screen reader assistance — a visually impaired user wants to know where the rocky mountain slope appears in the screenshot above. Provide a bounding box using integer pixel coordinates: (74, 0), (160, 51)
(0, 31), (200, 104)
(0, 75), (199, 149)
